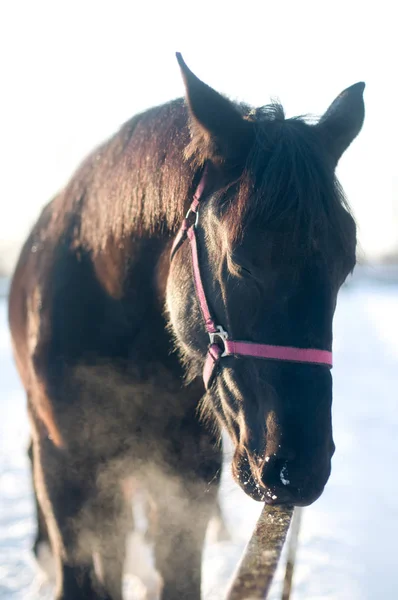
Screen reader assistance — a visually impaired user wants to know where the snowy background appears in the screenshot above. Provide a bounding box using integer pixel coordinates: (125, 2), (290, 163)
(1, 269), (398, 600)
(1, 0), (398, 271)
(1, 2), (397, 597)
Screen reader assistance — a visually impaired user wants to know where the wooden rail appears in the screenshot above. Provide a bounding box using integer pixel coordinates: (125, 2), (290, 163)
(226, 504), (294, 600)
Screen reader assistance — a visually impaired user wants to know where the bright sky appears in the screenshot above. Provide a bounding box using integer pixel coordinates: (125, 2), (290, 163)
(1, 0), (397, 260)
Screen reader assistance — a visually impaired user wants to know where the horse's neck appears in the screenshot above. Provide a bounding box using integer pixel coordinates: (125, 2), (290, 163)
(91, 232), (178, 365)
(92, 233), (169, 301)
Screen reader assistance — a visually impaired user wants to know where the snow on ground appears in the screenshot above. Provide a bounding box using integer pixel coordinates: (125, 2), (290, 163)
(1, 275), (398, 599)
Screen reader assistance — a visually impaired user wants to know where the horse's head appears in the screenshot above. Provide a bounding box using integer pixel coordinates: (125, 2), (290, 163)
(167, 54), (364, 507)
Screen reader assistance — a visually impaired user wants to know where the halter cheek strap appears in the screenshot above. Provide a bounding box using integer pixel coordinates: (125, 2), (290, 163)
(171, 168), (333, 389)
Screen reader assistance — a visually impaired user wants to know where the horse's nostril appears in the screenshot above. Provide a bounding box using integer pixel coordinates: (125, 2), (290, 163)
(260, 455), (294, 489)
(279, 463), (291, 486)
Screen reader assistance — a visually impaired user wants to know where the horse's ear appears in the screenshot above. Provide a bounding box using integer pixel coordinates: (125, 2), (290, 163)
(317, 82), (365, 164)
(176, 52), (254, 165)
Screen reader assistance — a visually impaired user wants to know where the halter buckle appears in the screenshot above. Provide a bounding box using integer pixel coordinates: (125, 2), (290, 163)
(209, 325), (229, 357)
(185, 207), (199, 228)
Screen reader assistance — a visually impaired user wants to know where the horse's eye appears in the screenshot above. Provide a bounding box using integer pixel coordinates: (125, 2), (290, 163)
(229, 251), (253, 277)
(229, 258), (253, 278)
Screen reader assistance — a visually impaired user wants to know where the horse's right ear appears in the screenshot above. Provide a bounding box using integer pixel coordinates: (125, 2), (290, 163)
(176, 53), (254, 166)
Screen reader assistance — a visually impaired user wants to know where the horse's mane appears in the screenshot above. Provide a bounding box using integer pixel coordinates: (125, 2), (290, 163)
(50, 99), (196, 253)
(46, 97), (353, 259)
(221, 104), (354, 259)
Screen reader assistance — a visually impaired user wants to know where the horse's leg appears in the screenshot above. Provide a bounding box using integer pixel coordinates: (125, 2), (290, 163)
(28, 439), (56, 581)
(32, 435), (102, 599)
(89, 476), (133, 600)
(31, 430), (126, 600)
(214, 496), (231, 542)
(151, 476), (219, 600)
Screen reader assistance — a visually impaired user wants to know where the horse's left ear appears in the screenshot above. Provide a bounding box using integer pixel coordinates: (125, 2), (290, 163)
(316, 82), (365, 164)
(176, 52), (254, 165)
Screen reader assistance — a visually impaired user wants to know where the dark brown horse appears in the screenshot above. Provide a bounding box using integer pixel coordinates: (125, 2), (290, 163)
(8, 54), (364, 599)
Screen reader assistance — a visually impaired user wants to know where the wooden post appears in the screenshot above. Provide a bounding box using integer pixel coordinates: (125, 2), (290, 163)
(281, 507), (302, 600)
(226, 504), (294, 600)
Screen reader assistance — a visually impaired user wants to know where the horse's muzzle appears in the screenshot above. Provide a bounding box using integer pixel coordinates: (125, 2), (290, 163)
(232, 447), (330, 507)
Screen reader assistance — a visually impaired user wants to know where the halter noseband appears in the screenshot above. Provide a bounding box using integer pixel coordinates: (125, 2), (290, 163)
(170, 167), (333, 389)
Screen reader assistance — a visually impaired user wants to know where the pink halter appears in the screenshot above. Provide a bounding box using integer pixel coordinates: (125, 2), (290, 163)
(171, 167), (333, 389)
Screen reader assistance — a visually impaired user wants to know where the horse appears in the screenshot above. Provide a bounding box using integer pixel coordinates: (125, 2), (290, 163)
(8, 53), (364, 599)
